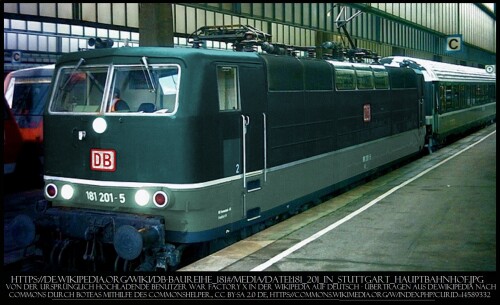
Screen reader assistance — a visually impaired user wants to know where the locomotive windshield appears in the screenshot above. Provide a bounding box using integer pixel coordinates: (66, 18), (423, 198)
(49, 63), (180, 114)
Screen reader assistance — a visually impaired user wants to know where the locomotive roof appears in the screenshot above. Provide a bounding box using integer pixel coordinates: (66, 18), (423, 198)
(55, 46), (261, 66)
(381, 56), (495, 83)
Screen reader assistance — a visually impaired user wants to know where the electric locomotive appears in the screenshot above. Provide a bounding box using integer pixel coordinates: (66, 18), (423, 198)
(29, 28), (429, 271)
(381, 56), (496, 150)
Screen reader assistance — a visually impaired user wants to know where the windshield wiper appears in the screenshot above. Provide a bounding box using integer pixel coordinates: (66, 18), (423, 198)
(141, 56), (156, 92)
(59, 58), (85, 92)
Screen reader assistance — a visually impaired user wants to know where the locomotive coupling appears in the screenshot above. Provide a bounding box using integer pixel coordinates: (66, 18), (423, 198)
(114, 225), (162, 261)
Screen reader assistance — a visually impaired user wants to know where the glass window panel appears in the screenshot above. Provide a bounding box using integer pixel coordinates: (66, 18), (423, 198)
(222, 3), (232, 11)
(7, 33), (17, 49)
(126, 3), (139, 28)
(283, 25), (289, 45)
(97, 28), (108, 38)
(174, 5), (184, 33)
(120, 31), (131, 40)
(11, 20), (26, 31)
(72, 25), (84, 36)
(197, 9), (206, 29)
(311, 3), (317, 28)
(285, 3), (293, 23)
(43, 22), (56, 34)
(28, 35), (38, 50)
(217, 66), (239, 111)
(224, 13), (232, 26)
(318, 4), (325, 30)
(271, 23), (277, 42)
(20, 3), (37, 15)
(27, 21), (42, 32)
(232, 16), (240, 25)
(57, 3), (73, 19)
(109, 30), (119, 39)
(241, 3), (251, 15)
(79, 39), (88, 50)
(85, 27), (97, 37)
(61, 37), (69, 53)
(97, 3), (112, 24)
(57, 24), (71, 35)
(50, 66), (108, 113)
(4, 4), (18, 13)
(18, 34), (28, 50)
(303, 4), (310, 26)
(253, 4), (263, 17)
(215, 12), (223, 25)
(70, 38), (79, 52)
(275, 3), (283, 21)
(294, 3), (302, 24)
(48, 36), (57, 52)
(186, 7), (197, 34)
(39, 36), (48, 52)
(206, 10), (215, 26)
(82, 3), (96, 22)
(277, 24), (283, 44)
(112, 3), (126, 26)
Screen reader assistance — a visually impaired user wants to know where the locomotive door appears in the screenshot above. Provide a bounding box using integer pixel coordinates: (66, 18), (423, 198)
(237, 63), (267, 221)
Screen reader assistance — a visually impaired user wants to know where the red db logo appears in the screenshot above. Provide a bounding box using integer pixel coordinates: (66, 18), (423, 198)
(363, 104), (371, 122)
(91, 149), (116, 171)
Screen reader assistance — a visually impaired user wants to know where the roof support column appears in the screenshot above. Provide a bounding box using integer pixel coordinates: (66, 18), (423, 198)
(139, 3), (174, 47)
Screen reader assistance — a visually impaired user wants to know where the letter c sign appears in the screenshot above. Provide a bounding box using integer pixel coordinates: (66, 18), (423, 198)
(446, 36), (462, 52)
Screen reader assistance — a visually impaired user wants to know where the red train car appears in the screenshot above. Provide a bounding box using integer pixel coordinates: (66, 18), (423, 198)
(3, 97), (22, 176)
(3, 64), (54, 185)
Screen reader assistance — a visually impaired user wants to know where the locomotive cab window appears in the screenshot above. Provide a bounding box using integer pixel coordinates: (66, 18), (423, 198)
(108, 65), (180, 114)
(50, 66), (108, 113)
(49, 64), (180, 114)
(217, 66), (239, 111)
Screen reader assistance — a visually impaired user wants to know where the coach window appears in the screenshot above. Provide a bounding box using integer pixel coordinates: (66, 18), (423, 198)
(477, 85), (487, 104)
(217, 66), (239, 111)
(438, 85), (446, 113)
(335, 68), (356, 90)
(355, 68), (374, 90)
(458, 85), (465, 108)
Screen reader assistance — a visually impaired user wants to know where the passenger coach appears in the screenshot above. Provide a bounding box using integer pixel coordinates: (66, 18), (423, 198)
(381, 56), (496, 148)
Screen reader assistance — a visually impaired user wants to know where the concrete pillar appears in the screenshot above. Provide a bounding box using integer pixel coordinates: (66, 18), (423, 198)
(139, 3), (174, 47)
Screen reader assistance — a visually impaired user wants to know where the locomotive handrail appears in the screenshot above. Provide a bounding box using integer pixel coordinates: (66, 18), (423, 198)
(263, 113), (267, 183)
(241, 114), (249, 189)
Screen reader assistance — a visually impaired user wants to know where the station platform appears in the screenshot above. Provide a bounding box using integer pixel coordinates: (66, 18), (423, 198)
(180, 123), (496, 272)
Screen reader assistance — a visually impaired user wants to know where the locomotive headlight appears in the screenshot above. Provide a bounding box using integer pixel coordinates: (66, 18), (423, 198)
(61, 184), (74, 200)
(45, 183), (58, 199)
(135, 189), (150, 206)
(92, 117), (107, 134)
